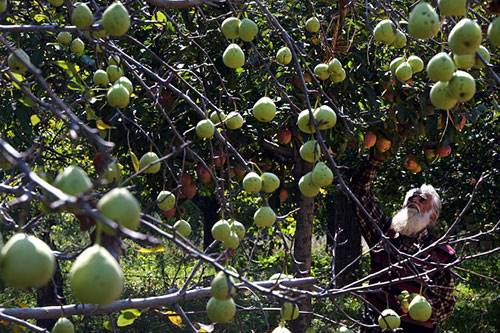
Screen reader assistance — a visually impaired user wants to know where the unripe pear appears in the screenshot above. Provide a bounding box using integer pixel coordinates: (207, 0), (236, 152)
(51, 317), (74, 333)
(71, 3), (94, 29)
(375, 136), (391, 152)
(330, 67), (346, 83)
(407, 55), (424, 73)
(230, 220), (245, 239)
(196, 119), (215, 139)
(107, 55), (121, 66)
(448, 18), (482, 55)
(378, 309), (400, 329)
(92, 20), (108, 39)
(239, 18), (258, 42)
(448, 70), (476, 102)
(56, 31), (72, 45)
(328, 58), (343, 74)
(115, 76), (133, 94)
(174, 219), (191, 237)
(70, 38), (85, 55)
(0, 233), (55, 288)
(157, 190), (176, 211)
(408, 2), (440, 40)
(0, 0), (6, 12)
(254, 206), (276, 228)
(281, 302), (300, 321)
(211, 271), (236, 300)
(206, 297), (236, 323)
(222, 231), (240, 249)
(252, 97), (276, 122)
(7, 49), (31, 74)
(210, 110), (226, 124)
(224, 111), (244, 129)
(242, 171), (262, 192)
(389, 56), (405, 75)
(139, 152), (160, 174)
(223, 43), (245, 68)
(438, 0), (466, 16)
(373, 19), (396, 44)
(300, 140), (321, 163)
(395, 62), (413, 82)
(221, 17), (240, 39)
(102, 1), (130, 37)
(299, 172), (320, 197)
(430, 81), (457, 110)
(335, 326), (353, 333)
(314, 63), (330, 80)
(313, 105), (337, 130)
(48, 0), (64, 6)
(488, 17), (500, 47)
(473, 45), (490, 69)
(93, 69), (109, 86)
(54, 165), (93, 195)
(426, 52), (455, 82)
(261, 172), (280, 193)
(98, 188), (141, 230)
(106, 65), (123, 83)
(272, 326), (292, 333)
(211, 219), (231, 242)
(103, 161), (121, 183)
(392, 30), (407, 48)
(311, 162), (333, 187)
(69, 244), (124, 305)
(276, 46), (292, 65)
(305, 17), (320, 33)
(107, 84), (129, 108)
(453, 54), (474, 69)
(297, 109), (315, 134)
(409, 295), (432, 321)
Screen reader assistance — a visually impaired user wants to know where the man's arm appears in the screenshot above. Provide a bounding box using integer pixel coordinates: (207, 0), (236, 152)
(351, 154), (392, 248)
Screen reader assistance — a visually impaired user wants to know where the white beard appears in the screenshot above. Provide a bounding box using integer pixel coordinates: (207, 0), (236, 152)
(391, 207), (432, 237)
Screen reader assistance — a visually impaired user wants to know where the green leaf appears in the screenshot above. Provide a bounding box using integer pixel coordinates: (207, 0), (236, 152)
(30, 114), (41, 127)
(117, 309), (141, 327)
(130, 150), (140, 173)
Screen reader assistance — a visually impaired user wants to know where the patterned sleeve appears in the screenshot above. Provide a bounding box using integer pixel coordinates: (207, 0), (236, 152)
(426, 268), (456, 321)
(351, 156), (392, 248)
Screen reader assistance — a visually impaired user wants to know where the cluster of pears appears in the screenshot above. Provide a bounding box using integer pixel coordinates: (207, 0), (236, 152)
(211, 219), (245, 249)
(93, 56), (133, 109)
(373, 19), (407, 48)
(221, 16), (258, 69)
(209, 109), (244, 130)
(268, 301), (300, 332)
(206, 270), (238, 323)
(156, 189), (192, 237)
(314, 58), (346, 83)
(389, 55), (424, 82)
(70, 2), (130, 37)
(56, 31), (86, 56)
(242, 171), (280, 228)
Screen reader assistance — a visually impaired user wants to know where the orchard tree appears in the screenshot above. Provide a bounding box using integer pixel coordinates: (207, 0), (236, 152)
(0, 0), (498, 332)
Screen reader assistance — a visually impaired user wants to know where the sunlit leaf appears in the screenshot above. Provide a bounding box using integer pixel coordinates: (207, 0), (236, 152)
(117, 309), (142, 327)
(30, 114), (41, 127)
(137, 245), (166, 253)
(160, 310), (183, 327)
(96, 119), (115, 130)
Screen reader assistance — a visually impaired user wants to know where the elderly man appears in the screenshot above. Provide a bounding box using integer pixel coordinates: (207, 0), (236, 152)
(352, 154), (456, 332)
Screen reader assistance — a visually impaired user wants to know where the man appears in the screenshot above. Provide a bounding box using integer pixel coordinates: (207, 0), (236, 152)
(351, 154), (456, 332)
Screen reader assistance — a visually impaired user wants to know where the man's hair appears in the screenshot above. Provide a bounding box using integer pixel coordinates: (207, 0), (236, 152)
(403, 184), (442, 218)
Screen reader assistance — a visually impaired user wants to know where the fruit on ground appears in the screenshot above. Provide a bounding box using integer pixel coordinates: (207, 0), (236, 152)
(407, 55), (424, 73)
(174, 219), (191, 237)
(488, 17), (500, 47)
(56, 32), (72, 45)
(311, 162), (333, 187)
(438, 0), (466, 16)
(69, 244), (124, 305)
(54, 165), (93, 195)
(0, 233), (55, 288)
(281, 302), (300, 321)
(299, 172), (320, 197)
(313, 105), (337, 130)
(157, 190), (176, 211)
(276, 46), (293, 65)
(392, 30), (407, 48)
(224, 112), (244, 129)
(375, 136), (391, 152)
(430, 81), (458, 110)
(211, 219), (231, 242)
(426, 52), (455, 82)
(297, 109), (315, 134)
(448, 18), (482, 55)
(261, 172), (280, 193)
(71, 3), (94, 29)
(106, 65), (123, 83)
(239, 18), (258, 42)
(300, 140), (321, 163)
(206, 297), (236, 323)
(408, 2), (440, 40)
(453, 54), (475, 70)
(98, 188), (141, 230)
(474, 45), (490, 69)
(395, 62), (413, 82)
(378, 309), (400, 329)
(93, 69), (109, 85)
(107, 84), (129, 108)
(70, 38), (85, 55)
(211, 271), (236, 300)
(102, 1), (130, 37)
(448, 70), (476, 102)
(115, 76), (133, 94)
(223, 43), (245, 68)
(314, 63), (330, 80)
(139, 152), (161, 174)
(436, 143), (451, 157)
(221, 17), (240, 39)
(51, 317), (74, 333)
(230, 220), (245, 239)
(252, 97), (276, 122)
(196, 119), (215, 139)
(409, 295), (432, 321)
(305, 17), (320, 33)
(373, 19), (396, 44)
(254, 206), (276, 228)
(7, 49), (31, 74)
(363, 131), (377, 148)
(242, 171), (262, 192)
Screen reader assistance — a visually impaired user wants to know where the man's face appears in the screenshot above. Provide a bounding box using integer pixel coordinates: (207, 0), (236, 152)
(391, 190), (436, 237)
(405, 190), (434, 214)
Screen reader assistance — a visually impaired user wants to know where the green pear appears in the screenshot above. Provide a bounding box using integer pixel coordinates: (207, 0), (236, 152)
(378, 309), (400, 329)
(473, 45), (490, 68)
(71, 3), (94, 29)
(195, 119), (215, 139)
(206, 297), (236, 323)
(0, 0), (6, 12)
(70, 38), (85, 55)
(311, 162), (333, 187)
(254, 206), (276, 228)
(106, 65), (123, 83)
(426, 52), (455, 81)
(107, 84), (129, 108)
(7, 49), (31, 74)
(252, 96), (276, 122)
(300, 140), (321, 163)
(98, 187), (141, 230)
(408, 2), (440, 40)
(314, 63), (330, 80)
(51, 317), (74, 333)
(390, 56), (406, 75)
(453, 54), (474, 70)
(102, 1), (130, 37)
(223, 43), (245, 68)
(242, 171), (262, 192)
(209, 111), (226, 124)
(221, 17), (240, 39)
(54, 165), (93, 195)
(392, 30), (407, 48)
(230, 220), (245, 239)
(448, 18), (482, 55)
(261, 172), (280, 193)
(448, 70), (476, 102)
(224, 111), (244, 129)
(56, 31), (72, 45)
(272, 326), (292, 333)
(115, 76), (133, 94)
(157, 190), (176, 211)
(211, 219), (231, 242)
(139, 152), (160, 174)
(409, 295), (432, 321)
(174, 219), (191, 237)
(330, 68), (346, 83)
(211, 271), (236, 300)
(327, 58), (343, 74)
(239, 18), (258, 42)
(93, 69), (109, 86)
(281, 302), (300, 321)
(373, 19), (396, 44)
(430, 81), (457, 110)
(438, 0), (466, 16)
(107, 55), (121, 66)
(297, 109), (315, 134)
(407, 55), (424, 73)
(299, 172), (320, 197)
(276, 46), (292, 65)
(313, 105), (336, 129)
(395, 61), (413, 82)
(488, 17), (500, 47)
(305, 17), (320, 33)
(335, 326), (353, 333)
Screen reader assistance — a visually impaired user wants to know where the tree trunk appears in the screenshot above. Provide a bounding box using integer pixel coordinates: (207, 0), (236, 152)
(193, 194), (218, 249)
